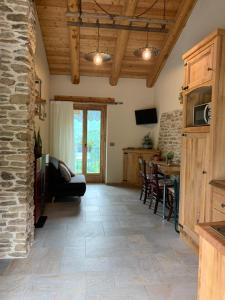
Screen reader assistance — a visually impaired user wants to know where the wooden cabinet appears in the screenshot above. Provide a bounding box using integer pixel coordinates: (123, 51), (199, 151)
(34, 155), (49, 225)
(180, 29), (225, 249)
(180, 132), (210, 244)
(184, 44), (214, 90)
(196, 222), (225, 300)
(123, 148), (159, 186)
(213, 209), (225, 222)
(211, 186), (225, 221)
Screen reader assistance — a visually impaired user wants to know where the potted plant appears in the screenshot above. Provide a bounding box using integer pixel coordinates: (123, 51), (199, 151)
(34, 129), (42, 158)
(142, 134), (153, 149)
(166, 151), (174, 165)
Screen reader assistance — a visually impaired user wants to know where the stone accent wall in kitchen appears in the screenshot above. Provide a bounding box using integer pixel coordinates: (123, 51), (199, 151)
(158, 110), (183, 162)
(0, 0), (36, 258)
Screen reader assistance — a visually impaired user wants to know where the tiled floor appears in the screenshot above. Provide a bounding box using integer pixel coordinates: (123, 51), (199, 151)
(0, 184), (198, 300)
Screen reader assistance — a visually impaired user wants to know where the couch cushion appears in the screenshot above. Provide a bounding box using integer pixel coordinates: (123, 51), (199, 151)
(49, 158), (65, 186)
(55, 174), (86, 197)
(59, 160), (75, 177)
(59, 162), (71, 183)
(70, 174), (86, 184)
(49, 156), (59, 170)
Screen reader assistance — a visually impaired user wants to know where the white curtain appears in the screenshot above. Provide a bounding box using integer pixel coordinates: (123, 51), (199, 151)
(50, 101), (74, 170)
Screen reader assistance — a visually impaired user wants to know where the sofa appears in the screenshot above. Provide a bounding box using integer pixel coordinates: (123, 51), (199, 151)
(48, 156), (86, 199)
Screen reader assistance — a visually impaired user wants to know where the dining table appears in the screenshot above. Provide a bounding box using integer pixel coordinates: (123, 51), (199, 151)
(156, 161), (180, 230)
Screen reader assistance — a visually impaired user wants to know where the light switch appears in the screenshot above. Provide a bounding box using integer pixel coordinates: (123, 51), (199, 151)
(110, 142), (115, 147)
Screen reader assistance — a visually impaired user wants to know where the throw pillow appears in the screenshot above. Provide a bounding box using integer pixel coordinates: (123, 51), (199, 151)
(59, 162), (71, 183)
(66, 165), (75, 177)
(59, 160), (75, 177)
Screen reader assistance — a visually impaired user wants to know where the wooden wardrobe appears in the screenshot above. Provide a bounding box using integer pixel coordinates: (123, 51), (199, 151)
(179, 29), (225, 249)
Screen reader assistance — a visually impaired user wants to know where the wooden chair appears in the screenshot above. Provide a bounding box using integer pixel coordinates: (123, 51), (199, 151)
(167, 177), (180, 232)
(138, 158), (145, 202)
(148, 162), (173, 215)
(148, 162), (162, 213)
(167, 187), (175, 221)
(138, 158), (151, 204)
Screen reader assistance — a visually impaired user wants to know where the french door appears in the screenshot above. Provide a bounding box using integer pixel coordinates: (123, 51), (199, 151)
(73, 105), (106, 183)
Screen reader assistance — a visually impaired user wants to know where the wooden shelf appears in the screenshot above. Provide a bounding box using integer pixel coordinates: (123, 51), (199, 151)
(183, 126), (210, 133)
(35, 96), (46, 104)
(183, 86), (212, 128)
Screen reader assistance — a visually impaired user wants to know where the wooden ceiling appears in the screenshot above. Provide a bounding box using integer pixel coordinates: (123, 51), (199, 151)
(35, 0), (197, 87)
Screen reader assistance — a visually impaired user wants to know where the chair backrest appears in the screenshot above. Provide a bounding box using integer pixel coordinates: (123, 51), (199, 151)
(138, 158), (148, 182)
(149, 162), (161, 192)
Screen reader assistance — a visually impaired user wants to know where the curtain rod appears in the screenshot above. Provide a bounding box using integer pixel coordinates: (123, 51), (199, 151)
(51, 96), (123, 105)
(50, 100), (123, 105)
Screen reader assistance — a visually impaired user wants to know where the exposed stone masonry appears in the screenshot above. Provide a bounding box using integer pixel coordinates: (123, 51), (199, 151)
(0, 0), (36, 258)
(158, 110), (183, 162)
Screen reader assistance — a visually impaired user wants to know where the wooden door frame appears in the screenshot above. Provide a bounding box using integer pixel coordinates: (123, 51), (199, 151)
(73, 104), (107, 183)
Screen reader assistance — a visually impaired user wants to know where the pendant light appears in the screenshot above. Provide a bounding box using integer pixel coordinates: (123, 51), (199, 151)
(84, 20), (112, 65)
(133, 30), (160, 61)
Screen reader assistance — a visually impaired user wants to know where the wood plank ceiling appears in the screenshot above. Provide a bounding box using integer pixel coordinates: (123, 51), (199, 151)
(35, 0), (197, 87)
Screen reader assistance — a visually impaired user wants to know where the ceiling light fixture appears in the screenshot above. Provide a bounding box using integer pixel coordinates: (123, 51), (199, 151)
(84, 20), (112, 66)
(142, 47), (152, 61)
(133, 30), (160, 61)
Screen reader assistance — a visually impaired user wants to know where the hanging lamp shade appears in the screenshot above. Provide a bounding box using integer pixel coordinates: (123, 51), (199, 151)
(84, 20), (112, 65)
(133, 29), (160, 61)
(84, 52), (112, 64)
(133, 47), (160, 60)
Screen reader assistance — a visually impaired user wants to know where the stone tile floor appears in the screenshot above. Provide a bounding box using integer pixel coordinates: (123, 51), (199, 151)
(0, 184), (198, 299)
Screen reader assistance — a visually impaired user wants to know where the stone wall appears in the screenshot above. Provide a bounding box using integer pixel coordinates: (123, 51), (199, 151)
(0, 0), (36, 258)
(158, 110), (183, 162)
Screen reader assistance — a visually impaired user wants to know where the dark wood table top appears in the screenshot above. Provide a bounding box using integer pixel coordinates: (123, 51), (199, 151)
(156, 161), (180, 176)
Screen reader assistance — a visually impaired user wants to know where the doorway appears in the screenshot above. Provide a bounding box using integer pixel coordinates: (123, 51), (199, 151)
(73, 105), (106, 183)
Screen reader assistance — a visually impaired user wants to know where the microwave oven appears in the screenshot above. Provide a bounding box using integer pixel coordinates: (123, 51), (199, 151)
(193, 102), (211, 126)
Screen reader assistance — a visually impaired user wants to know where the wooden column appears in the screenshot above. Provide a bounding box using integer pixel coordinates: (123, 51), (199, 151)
(68, 0), (80, 84)
(109, 0), (138, 86)
(146, 0), (197, 88)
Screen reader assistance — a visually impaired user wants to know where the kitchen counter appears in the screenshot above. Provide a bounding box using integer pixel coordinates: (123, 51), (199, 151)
(196, 221), (225, 256)
(196, 222), (225, 300)
(210, 179), (225, 190)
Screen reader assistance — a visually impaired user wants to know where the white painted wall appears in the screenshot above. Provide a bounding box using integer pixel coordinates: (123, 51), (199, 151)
(50, 76), (155, 183)
(153, 0), (225, 144)
(34, 14), (50, 153)
(43, 0), (225, 182)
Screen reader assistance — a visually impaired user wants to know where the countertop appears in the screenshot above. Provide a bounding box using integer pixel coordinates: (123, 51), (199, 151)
(123, 148), (160, 152)
(196, 222), (225, 256)
(210, 180), (225, 190)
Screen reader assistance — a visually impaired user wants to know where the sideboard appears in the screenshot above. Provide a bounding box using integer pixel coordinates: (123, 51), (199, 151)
(123, 148), (159, 186)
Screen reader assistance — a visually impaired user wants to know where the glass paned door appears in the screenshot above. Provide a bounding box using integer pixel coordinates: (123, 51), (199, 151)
(87, 110), (101, 174)
(73, 106), (106, 182)
(74, 110), (83, 174)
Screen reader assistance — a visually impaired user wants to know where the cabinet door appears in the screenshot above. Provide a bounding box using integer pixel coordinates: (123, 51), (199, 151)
(123, 152), (128, 182)
(212, 188), (225, 221)
(212, 209), (225, 222)
(126, 153), (139, 186)
(179, 132), (209, 243)
(184, 45), (214, 90)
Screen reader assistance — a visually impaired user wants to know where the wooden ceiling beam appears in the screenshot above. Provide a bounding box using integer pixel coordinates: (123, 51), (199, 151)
(146, 0), (198, 88)
(109, 0), (138, 86)
(66, 11), (175, 25)
(68, 0), (80, 84)
(54, 95), (115, 104)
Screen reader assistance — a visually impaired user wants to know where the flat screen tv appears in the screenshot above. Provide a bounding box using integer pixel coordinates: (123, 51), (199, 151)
(135, 108), (158, 125)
